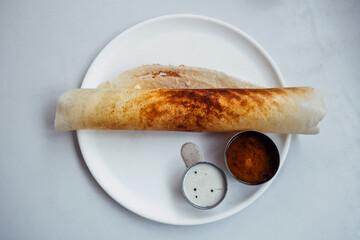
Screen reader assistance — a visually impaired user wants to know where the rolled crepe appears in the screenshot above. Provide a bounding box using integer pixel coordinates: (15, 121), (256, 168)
(55, 87), (326, 134)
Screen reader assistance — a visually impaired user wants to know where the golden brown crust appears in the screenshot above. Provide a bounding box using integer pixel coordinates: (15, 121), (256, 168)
(55, 88), (326, 134)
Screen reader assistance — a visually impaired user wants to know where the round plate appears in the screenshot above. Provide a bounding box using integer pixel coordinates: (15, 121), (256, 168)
(77, 14), (291, 225)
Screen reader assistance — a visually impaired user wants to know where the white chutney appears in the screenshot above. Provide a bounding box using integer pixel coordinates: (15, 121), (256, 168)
(182, 163), (227, 209)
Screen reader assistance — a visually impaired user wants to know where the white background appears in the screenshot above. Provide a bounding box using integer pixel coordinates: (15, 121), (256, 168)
(0, 0), (359, 239)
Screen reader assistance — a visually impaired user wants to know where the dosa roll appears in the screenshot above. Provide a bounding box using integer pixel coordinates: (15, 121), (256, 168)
(55, 88), (326, 134)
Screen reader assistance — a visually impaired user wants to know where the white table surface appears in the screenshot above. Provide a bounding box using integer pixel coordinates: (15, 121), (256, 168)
(1, 0), (359, 239)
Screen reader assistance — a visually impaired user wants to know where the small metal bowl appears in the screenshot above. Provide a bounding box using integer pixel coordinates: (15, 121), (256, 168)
(180, 143), (228, 210)
(224, 131), (280, 185)
(181, 162), (228, 210)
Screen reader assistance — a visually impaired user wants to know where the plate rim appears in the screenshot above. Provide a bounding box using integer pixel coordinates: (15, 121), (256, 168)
(77, 14), (292, 225)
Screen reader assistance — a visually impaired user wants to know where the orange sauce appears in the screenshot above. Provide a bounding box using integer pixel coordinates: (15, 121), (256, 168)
(226, 132), (278, 184)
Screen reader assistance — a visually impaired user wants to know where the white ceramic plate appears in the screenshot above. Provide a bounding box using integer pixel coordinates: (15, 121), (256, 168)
(78, 14), (291, 225)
